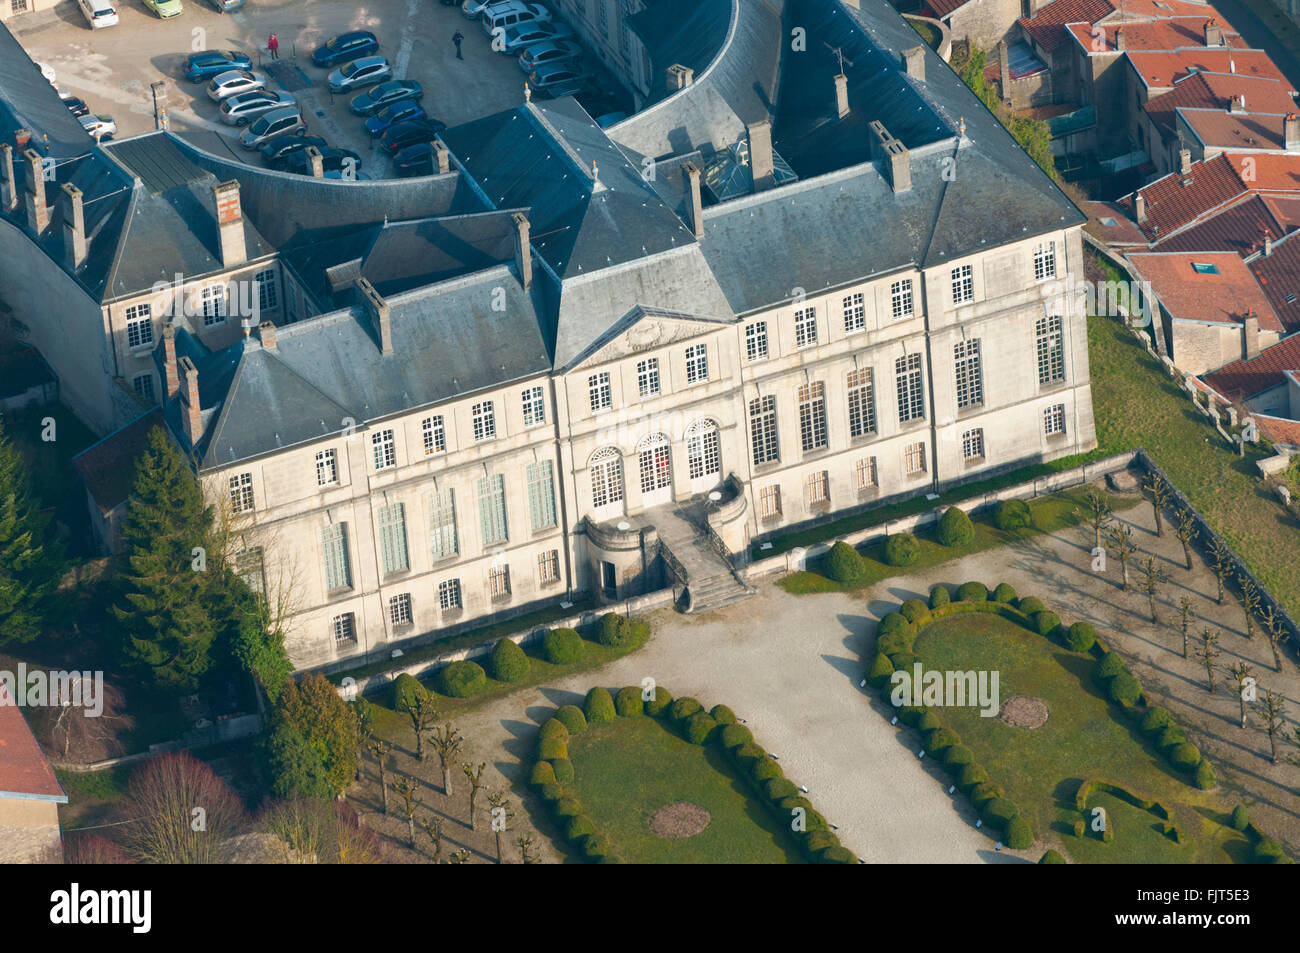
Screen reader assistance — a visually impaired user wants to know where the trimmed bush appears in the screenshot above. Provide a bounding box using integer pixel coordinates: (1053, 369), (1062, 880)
(982, 798), (1020, 827)
(883, 532), (921, 567)
(583, 687), (616, 725)
(1095, 651), (1129, 682)
(550, 758), (574, 784)
(596, 613), (633, 647)
(1033, 610), (1061, 637)
(555, 705), (588, 735)
(1157, 725), (1188, 751)
(957, 762), (989, 791)
(538, 718), (569, 743)
(683, 712), (717, 745)
(1140, 707), (1173, 737)
(992, 583), (1017, 604)
(916, 710), (943, 734)
(969, 782), (1005, 806)
(819, 846), (857, 864)
(957, 581), (988, 603)
(614, 686), (645, 718)
(878, 612), (915, 637)
(867, 652), (895, 688)
(1017, 596), (1044, 616)
(1254, 838), (1286, 862)
(1005, 817), (1034, 850)
(876, 630), (913, 658)
(554, 797), (582, 819)
(732, 743), (767, 767)
(1039, 849), (1066, 864)
(1194, 760), (1217, 790)
(900, 598), (931, 624)
(937, 506), (976, 547)
(669, 697), (702, 723)
(644, 686), (672, 717)
(528, 761), (556, 788)
(803, 831), (841, 856)
(392, 673), (430, 713)
(487, 638), (530, 683)
(929, 584), (951, 609)
(994, 498), (1032, 530)
(539, 782), (565, 803)
(437, 661), (487, 698)
(1064, 621), (1098, 653)
(583, 834), (612, 859)
(943, 745), (975, 769)
(538, 736), (568, 761)
(780, 795), (814, 816)
(826, 540), (868, 584)
(566, 814), (595, 843)
(710, 704), (737, 725)
(890, 653), (920, 675)
(927, 727), (960, 752)
(720, 724), (754, 750)
(764, 778), (798, 802)
(751, 757), (782, 783)
(1169, 742), (1202, 770)
(542, 627), (584, 665)
(897, 705), (926, 727)
(1108, 672), (1143, 706)
(1230, 805), (1251, 832)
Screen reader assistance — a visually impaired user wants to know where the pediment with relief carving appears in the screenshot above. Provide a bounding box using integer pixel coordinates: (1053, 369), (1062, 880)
(571, 308), (729, 370)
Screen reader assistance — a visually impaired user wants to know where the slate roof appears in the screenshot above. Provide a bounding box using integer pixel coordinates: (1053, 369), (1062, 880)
(1199, 330), (1300, 400)
(0, 685), (67, 801)
(1127, 249), (1281, 329)
(72, 408), (165, 514)
(0, 22), (93, 159)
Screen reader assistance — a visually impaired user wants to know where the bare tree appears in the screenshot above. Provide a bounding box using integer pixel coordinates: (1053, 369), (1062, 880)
(1259, 605), (1289, 673)
(1173, 509), (1198, 571)
(406, 694), (437, 762)
(1138, 556), (1168, 623)
(1227, 661), (1254, 730)
(120, 752), (246, 864)
(1286, 724), (1300, 767)
(392, 775), (422, 847)
(352, 700), (375, 782)
(36, 679), (130, 763)
(462, 761), (487, 831)
(1207, 537), (1233, 605)
(516, 834), (540, 864)
(486, 789), (514, 864)
(428, 724), (463, 797)
(1253, 690), (1288, 764)
(1175, 596), (1193, 659)
(1075, 487), (1113, 554)
(1142, 473), (1173, 536)
(420, 815), (445, 864)
(369, 739), (391, 815)
(1107, 522), (1138, 591)
(1197, 629), (1221, 695)
(1238, 575), (1260, 640)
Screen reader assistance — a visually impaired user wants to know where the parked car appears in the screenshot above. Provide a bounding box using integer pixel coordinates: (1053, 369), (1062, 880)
(348, 80), (422, 116)
(393, 142), (439, 177)
(282, 146), (362, 177)
(220, 90), (296, 126)
(262, 134), (328, 168)
(238, 107), (307, 149)
(327, 56), (392, 93)
(480, 1), (551, 37)
(311, 31), (378, 68)
(379, 118), (447, 155)
(183, 50), (252, 83)
(205, 0), (242, 11)
(206, 70), (266, 102)
(527, 63), (593, 98)
(461, 0), (496, 17)
(77, 0), (119, 29)
(63, 96), (91, 118)
(518, 39), (583, 73)
(497, 20), (574, 55)
(142, 0), (183, 18)
(80, 114), (116, 140)
(364, 100), (426, 137)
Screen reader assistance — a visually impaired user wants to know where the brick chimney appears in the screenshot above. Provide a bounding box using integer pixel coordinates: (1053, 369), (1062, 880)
(1205, 18), (1222, 46)
(681, 162), (704, 239)
(1115, 28), (1125, 52)
(747, 120), (775, 193)
(179, 355), (203, 448)
(61, 182), (86, 270)
(211, 180), (246, 267)
(1229, 93), (1245, 114)
(23, 148), (49, 234)
(511, 211), (532, 290)
(357, 276), (392, 355)
(1135, 192), (1147, 223)
(666, 64), (694, 91)
(1179, 147), (1192, 178)
(0, 143), (16, 213)
(258, 320), (277, 350)
(1286, 113), (1300, 151)
(304, 145), (324, 179)
(901, 46), (925, 82)
(870, 121), (911, 193)
(1243, 310), (1260, 359)
(1264, 229), (1273, 256)
(432, 139), (450, 174)
(163, 321), (179, 399)
(834, 73), (849, 119)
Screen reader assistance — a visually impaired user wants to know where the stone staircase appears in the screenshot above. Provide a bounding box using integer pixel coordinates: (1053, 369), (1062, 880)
(653, 503), (754, 614)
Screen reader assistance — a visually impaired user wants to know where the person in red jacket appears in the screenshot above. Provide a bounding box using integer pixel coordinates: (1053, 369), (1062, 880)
(268, 34), (280, 60)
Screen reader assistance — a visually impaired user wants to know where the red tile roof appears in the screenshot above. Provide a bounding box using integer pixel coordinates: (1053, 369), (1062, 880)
(1219, 152), (1300, 191)
(72, 409), (164, 515)
(1145, 72), (1298, 136)
(0, 686), (67, 800)
(925, 0), (972, 18)
(1127, 50), (1286, 91)
(1127, 250), (1282, 329)
(1067, 18), (1243, 54)
(1019, 0), (1116, 53)
(1199, 331), (1300, 400)
(1120, 153), (1249, 239)
(1179, 108), (1287, 151)
(1154, 193), (1291, 256)
(1082, 199), (1149, 243)
(1248, 231), (1300, 329)
(1252, 413), (1300, 446)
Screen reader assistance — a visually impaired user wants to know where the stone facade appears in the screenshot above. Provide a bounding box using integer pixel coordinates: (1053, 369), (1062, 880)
(0, 798), (62, 864)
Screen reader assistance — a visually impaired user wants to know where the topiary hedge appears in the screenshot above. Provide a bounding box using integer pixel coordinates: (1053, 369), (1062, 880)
(1039, 849), (1066, 864)
(583, 687), (616, 725)
(1157, 725), (1187, 751)
(937, 506), (975, 547)
(1005, 816), (1034, 849)
(1194, 760), (1217, 790)
(669, 697), (702, 723)
(554, 797), (582, 819)
(1064, 621), (1097, 653)
(1094, 651), (1129, 682)
(1140, 707), (1173, 737)
(732, 743), (767, 767)
(982, 798), (1020, 827)
(538, 718), (569, 743)
(392, 672), (429, 713)
(683, 712), (717, 745)
(1108, 672), (1143, 706)
(866, 652), (894, 688)
(929, 583), (951, 609)
(710, 704), (737, 725)
(583, 834), (612, 859)
(994, 498), (1031, 530)
(720, 724), (754, 750)
(819, 846), (857, 864)
(539, 782), (566, 802)
(529, 761), (556, 788)
(551, 758), (574, 784)
(751, 757), (782, 783)
(437, 660), (487, 698)
(538, 736), (567, 761)
(943, 745), (975, 769)
(957, 581), (988, 603)
(957, 762), (989, 792)
(1016, 596), (1044, 616)
(543, 627), (584, 665)
(566, 814), (595, 843)
(992, 583), (1017, 604)
(900, 598), (931, 624)
(614, 686), (645, 718)
(596, 613), (633, 647)
(927, 727), (960, 752)
(1169, 743), (1202, 770)
(764, 778), (798, 802)
(876, 629), (913, 658)
(644, 686), (673, 717)
(1231, 805), (1251, 832)
(555, 705), (588, 735)
(1032, 610), (1061, 637)
(487, 638), (530, 682)
(969, 781), (1004, 806)
(826, 540), (868, 584)
(883, 532), (920, 567)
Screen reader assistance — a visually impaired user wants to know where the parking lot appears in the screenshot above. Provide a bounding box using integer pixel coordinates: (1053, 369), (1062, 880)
(11, 0), (545, 176)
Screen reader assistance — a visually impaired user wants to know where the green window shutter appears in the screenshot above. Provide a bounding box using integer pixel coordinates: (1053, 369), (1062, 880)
(526, 460), (556, 532)
(378, 503), (409, 574)
(321, 523), (351, 591)
(428, 489), (458, 561)
(477, 475), (508, 546)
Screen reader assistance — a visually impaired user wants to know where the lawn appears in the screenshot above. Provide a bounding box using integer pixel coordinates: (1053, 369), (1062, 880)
(912, 612), (1248, 863)
(779, 485), (1139, 595)
(565, 716), (805, 864)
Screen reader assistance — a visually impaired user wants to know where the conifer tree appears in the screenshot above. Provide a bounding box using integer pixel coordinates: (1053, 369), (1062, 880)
(0, 423), (61, 644)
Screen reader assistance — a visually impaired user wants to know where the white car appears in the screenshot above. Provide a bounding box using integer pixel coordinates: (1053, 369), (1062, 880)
(480, 1), (551, 37)
(206, 70), (266, 102)
(461, 0), (495, 17)
(80, 114), (116, 140)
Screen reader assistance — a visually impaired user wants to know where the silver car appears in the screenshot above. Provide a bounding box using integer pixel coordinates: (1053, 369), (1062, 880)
(206, 69), (266, 102)
(220, 89), (297, 126)
(237, 107), (306, 149)
(327, 56), (391, 93)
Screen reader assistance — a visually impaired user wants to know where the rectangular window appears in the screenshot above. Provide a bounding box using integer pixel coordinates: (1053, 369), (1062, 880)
(477, 474), (508, 547)
(843, 293), (866, 333)
(126, 304), (153, 349)
(749, 395), (780, 466)
(896, 354), (925, 423)
(904, 441), (927, 475)
(847, 368), (876, 438)
(428, 489), (458, 561)
(589, 372), (612, 412)
(597, 0), (609, 34)
(1044, 403), (1067, 436)
(685, 344), (708, 384)
(637, 358), (660, 398)
(472, 401), (496, 441)
(256, 269), (278, 312)
(798, 382), (828, 452)
(951, 264), (974, 305)
(1036, 315), (1065, 385)
(954, 339), (984, 409)
(1034, 241), (1057, 281)
(201, 284), (227, 326)
(489, 565), (511, 600)
(371, 429), (396, 470)
(526, 460), (557, 532)
(422, 415), (446, 455)
(805, 470), (829, 506)
(389, 593), (413, 627)
(891, 279), (914, 320)
(438, 579), (462, 612)
(321, 523), (352, 592)
(522, 386), (546, 427)
(132, 373), (155, 402)
(538, 549), (560, 584)
(316, 448), (338, 486)
(794, 307), (818, 349)
(856, 457), (878, 490)
(377, 502), (409, 574)
(229, 472), (254, 513)
(759, 484), (781, 519)
(235, 547), (265, 595)
(745, 322), (769, 362)
(962, 428), (985, 460)
(332, 613), (357, 643)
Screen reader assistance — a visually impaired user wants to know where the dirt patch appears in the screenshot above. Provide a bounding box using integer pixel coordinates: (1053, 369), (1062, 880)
(999, 695), (1049, 729)
(648, 802), (712, 839)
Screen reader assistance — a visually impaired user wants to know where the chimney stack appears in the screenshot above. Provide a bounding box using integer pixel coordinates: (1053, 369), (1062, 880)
(163, 322), (179, 399)
(305, 145), (324, 179)
(0, 144), (16, 213)
(432, 139), (450, 174)
(870, 121), (911, 193)
(511, 211), (533, 290)
(1264, 229), (1274, 256)
(258, 320), (277, 350)
(1135, 192), (1147, 223)
(1205, 17), (1222, 46)
(747, 120), (775, 193)
(1229, 93), (1245, 113)
(1243, 309), (1260, 359)
(357, 276), (392, 355)
(1179, 147), (1192, 178)
(681, 162), (704, 238)
(179, 355), (203, 449)
(1229, 58), (1236, 74)
(211, 180), (246, 267)
(666, 64), (694, 91)
(1287, 113), (1300, 151)
(23, 148), (49, 234)
(61, 182), (86, 270)
(1115, 28), (1125, 52)
(901, 46), (925, 82)
(834, 73), (849, 119)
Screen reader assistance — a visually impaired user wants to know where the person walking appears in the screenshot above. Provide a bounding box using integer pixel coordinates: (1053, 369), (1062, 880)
(268, 34), (280, 60)
(453, 29), (464, 60)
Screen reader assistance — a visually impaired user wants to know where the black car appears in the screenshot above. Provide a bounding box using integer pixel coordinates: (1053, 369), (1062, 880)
(311, 31), (379, 68)
(282, 146), (363, 176)
(393, 142), (440, 177)
(379, 118), (446, 156)
(348, 80), (423, 117)
(262, 134), (328, 168)
(63, 96), (90, 118)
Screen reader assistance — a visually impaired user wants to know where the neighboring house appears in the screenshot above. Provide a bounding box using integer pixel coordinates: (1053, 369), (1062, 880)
(0, 686), (67, 864)
(72, 408), (165, 555)
(0, 0), (57, 23)
(923, 0), (1026, 52)
(1198, 331), (1300, 445)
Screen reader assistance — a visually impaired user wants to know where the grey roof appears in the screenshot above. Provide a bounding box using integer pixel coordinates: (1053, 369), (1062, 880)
(0, 22), (94, 159)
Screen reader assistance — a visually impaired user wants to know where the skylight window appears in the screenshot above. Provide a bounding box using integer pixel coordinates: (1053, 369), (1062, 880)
(1099, 217), (1118, 227)
(1191, 262), (1220, 275)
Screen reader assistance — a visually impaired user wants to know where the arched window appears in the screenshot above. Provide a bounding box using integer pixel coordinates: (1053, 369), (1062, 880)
(685, 419), (721, 481)
(637, 433), (672, 495)
(589, 447), (625, 509)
